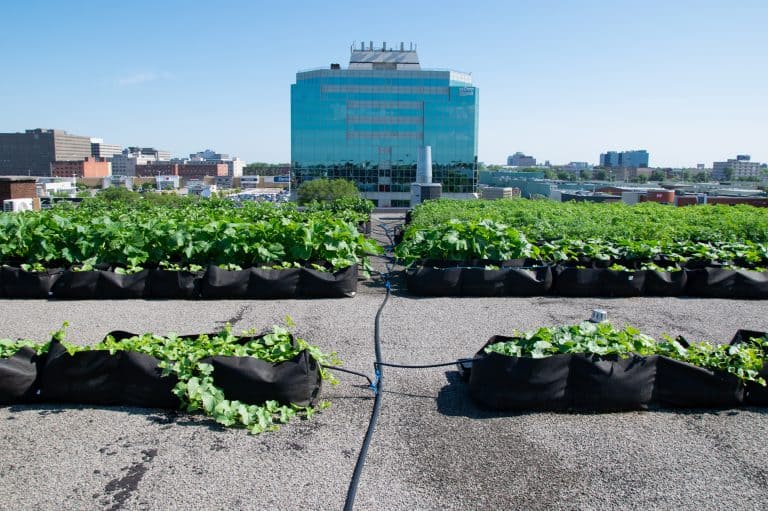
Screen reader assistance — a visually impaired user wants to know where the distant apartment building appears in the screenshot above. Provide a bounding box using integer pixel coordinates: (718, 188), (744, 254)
(712, 155), (762, 180)
(507, 152), (536, 167)
(51, 157), (111, 178)
(599, 149), (649, 168)
(90, 138), (122, 160)
(0, 128), (92, 176)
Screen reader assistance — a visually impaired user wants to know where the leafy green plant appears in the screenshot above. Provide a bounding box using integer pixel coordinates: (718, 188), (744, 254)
(0, 200), (382, 272)
(1, 320), (339, 435)
(395, 219), (533, 266)
(0, 338), (49, 358)
(484, 322), (767, 385)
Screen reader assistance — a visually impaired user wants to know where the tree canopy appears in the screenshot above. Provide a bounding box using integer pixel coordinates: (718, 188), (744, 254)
(296, 178), (361, 205)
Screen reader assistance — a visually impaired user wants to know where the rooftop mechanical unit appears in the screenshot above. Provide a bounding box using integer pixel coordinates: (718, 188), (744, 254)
(3, 198), (34, 212)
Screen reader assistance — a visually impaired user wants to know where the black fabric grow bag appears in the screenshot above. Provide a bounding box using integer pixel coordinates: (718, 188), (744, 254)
(0, 267), (62, 298)
(51, 269), (150, 299)
(643, 270), (687, 296)
(201, 350), (322, 407)
(461, 266), (552, 297)
(300, 265), (357, 298)
(685, 268), (768, 299)
(146, 269), (202, 299)
(405, 265), (463, 296)
(729, 329), (768, 406)
(460, 267), (508, 296)
(568, 354), (657, 410)
(201, 266), (305, 299)
(553, 267), (645, 297)
(39, 340), (179, 408)
(51, 270), (100, 299)
(101, 330), (321, 407)
(469, 336), (571, 410)
(200, 266), (250, 298)
(653, 356), (744, 408)
(249, 267), (301, 298)
(0, 347), (40, 404)
(99, 269), (150, 299)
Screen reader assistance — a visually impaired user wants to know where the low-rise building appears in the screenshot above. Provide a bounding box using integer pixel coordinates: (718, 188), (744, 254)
(51, 157), (111, 178)
(507, 152), (536, 167)
(0, 176), (37, 202)
(712, 155), (762, 180)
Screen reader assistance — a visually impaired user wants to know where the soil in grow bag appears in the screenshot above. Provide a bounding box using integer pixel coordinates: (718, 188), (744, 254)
(469, 336), (571, 410)
(729, 329), (768, 406)
(553, 266), (645, 297)
(405, 264), (463, 297)
(39, 340), (179, 408)
(685, 268), (768, 299)
(0, 347), (40, 404)
(201, 350), (322, 407)
(653, 356), (744, 408)
(568, 354), (657, 411)
(0, 267), (62, 298)
(146, 269), (202, 299)
(300, 265), (357, 298)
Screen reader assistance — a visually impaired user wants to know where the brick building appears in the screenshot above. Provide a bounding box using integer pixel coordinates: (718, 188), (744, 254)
(136, 162), (228, 180)
(135, 163), (179, 177)
(0, 176), (37, 202)
(676, 195), (768, 207)
(177, 163), (228, 179)
(51, 157), (111, 178)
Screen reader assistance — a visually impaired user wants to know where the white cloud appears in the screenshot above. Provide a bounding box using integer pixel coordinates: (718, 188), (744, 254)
(117, 71), (173, 86)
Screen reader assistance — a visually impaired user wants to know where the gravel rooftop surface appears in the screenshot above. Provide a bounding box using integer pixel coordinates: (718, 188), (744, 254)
(0, 213), (767, 511)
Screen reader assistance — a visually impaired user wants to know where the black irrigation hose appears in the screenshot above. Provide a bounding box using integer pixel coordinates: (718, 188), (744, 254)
(343, 274), (390, 511)
(376, 359), (474, 369)
(321, 364), (374, 388)
(346, 221), (471, 510)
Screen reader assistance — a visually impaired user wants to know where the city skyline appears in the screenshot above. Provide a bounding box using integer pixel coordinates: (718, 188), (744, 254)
(1, 0), (766, 168)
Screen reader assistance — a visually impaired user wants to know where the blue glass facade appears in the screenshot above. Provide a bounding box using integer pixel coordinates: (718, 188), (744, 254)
(600, 150), (649, 168)
(291, 50), (479, 204)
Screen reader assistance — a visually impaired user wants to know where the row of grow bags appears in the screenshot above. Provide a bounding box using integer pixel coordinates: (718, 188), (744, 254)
(0, 264), (358, 300)
(466, 330), (767, 411)
(405, 263), (768, 298)
(0, 330), (322, 408)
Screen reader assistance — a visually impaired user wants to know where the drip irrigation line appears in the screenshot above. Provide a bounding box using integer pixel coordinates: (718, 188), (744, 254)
(321, 365), (374, 388)
(343, 220), (394, 511)
(375, 358), (474, 369)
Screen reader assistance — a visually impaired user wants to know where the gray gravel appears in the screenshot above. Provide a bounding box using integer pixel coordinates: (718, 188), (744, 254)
(0, 214), (767, 510)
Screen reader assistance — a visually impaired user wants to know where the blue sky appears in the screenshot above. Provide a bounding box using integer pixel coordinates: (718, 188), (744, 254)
(1, 0), (766, 167)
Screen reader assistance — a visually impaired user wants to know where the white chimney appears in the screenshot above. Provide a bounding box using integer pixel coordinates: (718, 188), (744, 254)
(416, 146), (432, 184)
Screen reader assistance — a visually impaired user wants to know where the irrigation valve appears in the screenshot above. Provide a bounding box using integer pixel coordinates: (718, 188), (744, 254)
(589, 309), (608, 323)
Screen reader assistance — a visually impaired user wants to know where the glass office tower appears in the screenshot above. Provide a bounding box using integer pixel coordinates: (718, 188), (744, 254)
(291, 42), (479, 206)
